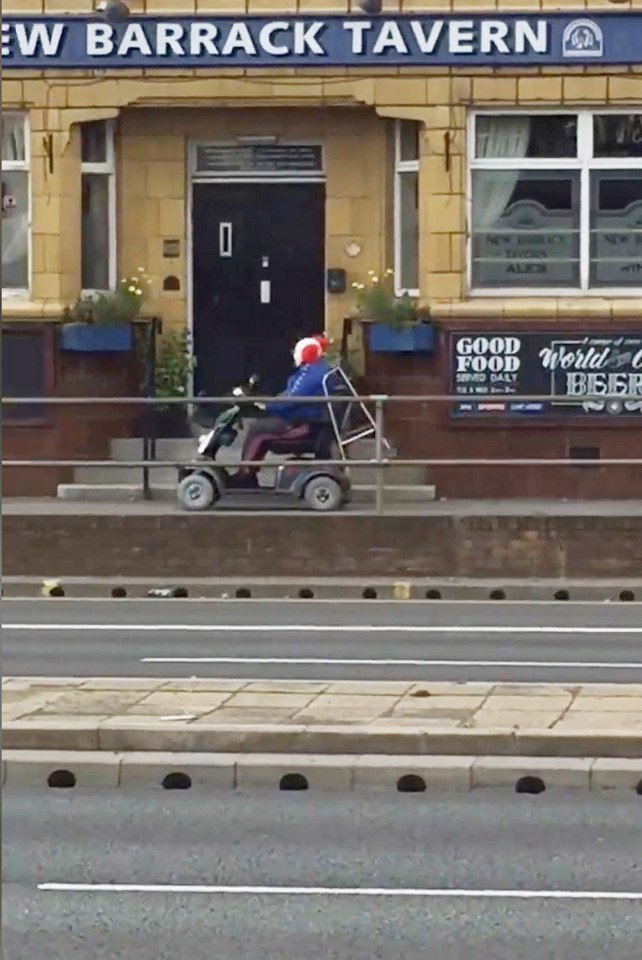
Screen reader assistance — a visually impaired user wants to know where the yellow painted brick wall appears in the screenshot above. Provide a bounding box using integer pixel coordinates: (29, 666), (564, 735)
(2, 0), (642, 325)
(118, 106), (387, 336)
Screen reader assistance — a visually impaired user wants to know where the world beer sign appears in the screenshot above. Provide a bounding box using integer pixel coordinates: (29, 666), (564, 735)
(449, 332), (642, 419)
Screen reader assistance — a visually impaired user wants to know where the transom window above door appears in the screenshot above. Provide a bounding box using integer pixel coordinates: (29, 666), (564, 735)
(469, 111), (642, 295)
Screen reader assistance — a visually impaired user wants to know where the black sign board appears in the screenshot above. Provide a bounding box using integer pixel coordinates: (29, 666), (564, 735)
(2, 326), (46, 420)
(195, 144), (322, 174)
(449, 331), (642, 418)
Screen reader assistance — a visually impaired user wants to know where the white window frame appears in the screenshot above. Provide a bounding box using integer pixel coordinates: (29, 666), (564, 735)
(394, 120), (420, 298)
(2, 111), (31, 300)
(467, 108), (642, 298)
(80, 118), (117, 294)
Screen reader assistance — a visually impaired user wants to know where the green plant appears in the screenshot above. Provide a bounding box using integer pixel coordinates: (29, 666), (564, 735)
(325, 338), (359, 380)
(154, 327), (194, 403)
(352, 269), (426, 330)
(62, 268), (151, 327)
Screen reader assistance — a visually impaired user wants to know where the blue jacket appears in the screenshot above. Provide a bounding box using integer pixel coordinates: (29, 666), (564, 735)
(266, 358), (330, 422)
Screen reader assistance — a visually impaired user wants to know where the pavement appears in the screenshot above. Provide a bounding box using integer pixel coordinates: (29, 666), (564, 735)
(5, 676), (642, 758)
(4, 790), (642, 959)
(3, 598), (642, 683)
(5, 496), (642, 516)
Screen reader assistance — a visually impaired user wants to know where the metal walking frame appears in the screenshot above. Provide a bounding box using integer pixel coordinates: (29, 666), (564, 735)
(321, 364), (397, 498)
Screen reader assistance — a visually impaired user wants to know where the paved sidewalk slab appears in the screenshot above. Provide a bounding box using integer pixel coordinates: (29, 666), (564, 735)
(4, 678), (642, 757)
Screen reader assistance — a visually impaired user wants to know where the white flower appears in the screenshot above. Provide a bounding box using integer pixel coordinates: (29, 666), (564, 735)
(127, 285), (136, 293)
(138, 266), (145, 273)
(371, 275), (379, 283)
(368, 270), (375, 277)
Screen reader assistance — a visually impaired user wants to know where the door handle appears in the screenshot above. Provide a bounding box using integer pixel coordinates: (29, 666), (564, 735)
(219, 222), (232, 258)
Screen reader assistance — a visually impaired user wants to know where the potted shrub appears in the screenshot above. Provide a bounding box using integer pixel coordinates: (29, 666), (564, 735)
(60, 268), (152, 352)
(353, 269), (435, 354)
(152, 327), (194, 438)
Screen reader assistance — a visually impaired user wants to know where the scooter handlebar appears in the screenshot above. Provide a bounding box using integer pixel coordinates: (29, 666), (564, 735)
(232, 375), (260, 398)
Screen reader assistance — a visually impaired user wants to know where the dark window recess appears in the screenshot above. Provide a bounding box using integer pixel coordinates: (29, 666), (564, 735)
(569, 446), (600, 460)
(593, 114), (642, 159)
(2, 327), (47, 420)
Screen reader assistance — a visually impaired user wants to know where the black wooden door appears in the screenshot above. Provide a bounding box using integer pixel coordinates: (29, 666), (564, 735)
(192, 182), (325, 400)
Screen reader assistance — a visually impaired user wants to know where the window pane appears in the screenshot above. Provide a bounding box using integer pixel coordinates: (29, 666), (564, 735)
(81, 120), (108, 164)
(2, 115), (26, 163)
(81, 173), (110, 290)
(398, 170), (419, 291)
(593, 115), (642, 158)
(2, 170), (29, 289)
(471, 170), (580, 288)
(398, 121), (419, 163)
(590, 171), (642, 287)
(475, 115), (577, 159)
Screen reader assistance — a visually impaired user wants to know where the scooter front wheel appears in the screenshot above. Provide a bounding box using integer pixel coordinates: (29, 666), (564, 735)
(177, 473), (218, 512)
(303, 475), (344, 512)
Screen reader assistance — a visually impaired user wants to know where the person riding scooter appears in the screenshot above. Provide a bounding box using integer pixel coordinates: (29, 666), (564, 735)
(231, 336), (330, 488)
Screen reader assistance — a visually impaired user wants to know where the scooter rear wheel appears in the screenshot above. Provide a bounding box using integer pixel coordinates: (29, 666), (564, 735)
(177, 473), (218, 512)
(303, 475), (344, 512)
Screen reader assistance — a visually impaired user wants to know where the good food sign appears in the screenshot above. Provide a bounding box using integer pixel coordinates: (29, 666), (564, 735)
(450, 332), (642, 418)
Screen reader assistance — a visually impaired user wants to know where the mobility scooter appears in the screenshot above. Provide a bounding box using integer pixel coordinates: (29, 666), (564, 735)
(176, 366), (393, 512)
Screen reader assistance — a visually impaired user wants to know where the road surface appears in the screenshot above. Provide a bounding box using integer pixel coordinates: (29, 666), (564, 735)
(3, 789), (641, 960)
(3, 598), (642, 682)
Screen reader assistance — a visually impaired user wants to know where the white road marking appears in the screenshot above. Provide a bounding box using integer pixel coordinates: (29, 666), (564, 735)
(4, 623), (642, 634)
(140, 657), (642, 669)
(37, 882), (642, 901)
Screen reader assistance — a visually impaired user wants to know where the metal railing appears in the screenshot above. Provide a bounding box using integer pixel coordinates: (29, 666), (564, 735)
(3, 393), (642, 513)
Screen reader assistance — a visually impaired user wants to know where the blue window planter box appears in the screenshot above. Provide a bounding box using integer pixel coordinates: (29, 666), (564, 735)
(368, 321), (436, 355)
(60, 323), (133, 353)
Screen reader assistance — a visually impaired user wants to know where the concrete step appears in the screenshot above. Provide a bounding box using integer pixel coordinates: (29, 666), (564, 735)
(72, 463), (424, 486)
(73, 465), (178, 484)
(110, 437), (198, 460)
(96, 436), (425, 488)
(56, 483), (437, 504)
(111, 435), (391, 462)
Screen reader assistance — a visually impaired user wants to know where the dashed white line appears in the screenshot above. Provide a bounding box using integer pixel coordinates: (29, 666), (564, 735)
(140, 657), (642, 669)
(37, 882), (642, 901)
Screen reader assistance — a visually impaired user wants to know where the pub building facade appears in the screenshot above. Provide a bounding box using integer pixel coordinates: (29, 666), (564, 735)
(2, 0), (642, 498)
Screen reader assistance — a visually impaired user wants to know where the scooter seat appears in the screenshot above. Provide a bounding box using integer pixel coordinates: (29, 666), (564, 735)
(268, 423), (334, 459)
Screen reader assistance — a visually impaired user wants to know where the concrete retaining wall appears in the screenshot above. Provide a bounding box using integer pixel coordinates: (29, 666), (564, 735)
(4, 511), (642, 578)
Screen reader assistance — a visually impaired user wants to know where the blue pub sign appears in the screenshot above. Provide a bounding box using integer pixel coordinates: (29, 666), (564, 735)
(2, 13), (641, 69)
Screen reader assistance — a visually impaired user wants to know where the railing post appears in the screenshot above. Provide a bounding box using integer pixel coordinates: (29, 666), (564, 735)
(142, 317), (160, 501)
(372, 394), (387, 516)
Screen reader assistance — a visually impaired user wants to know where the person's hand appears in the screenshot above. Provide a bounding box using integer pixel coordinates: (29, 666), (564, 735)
(254, 401), (266, 411)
